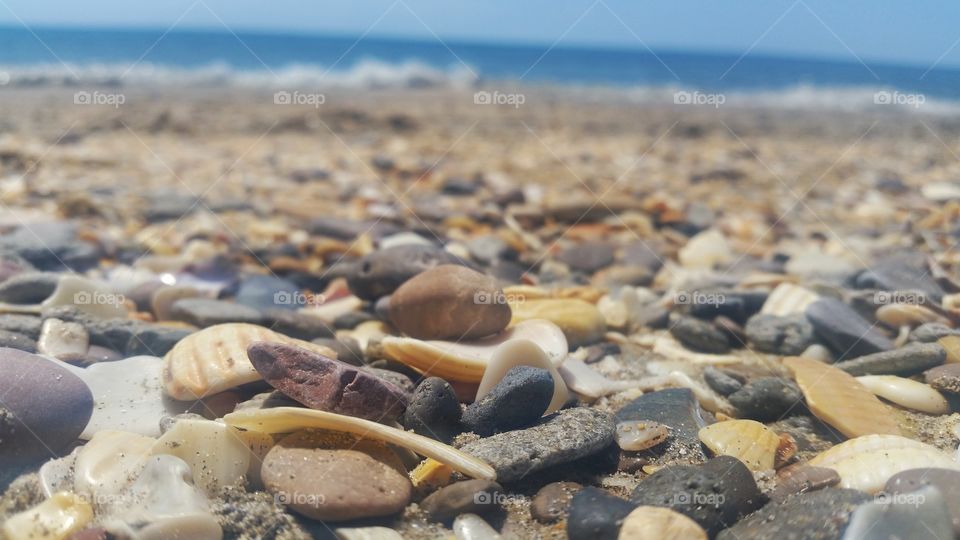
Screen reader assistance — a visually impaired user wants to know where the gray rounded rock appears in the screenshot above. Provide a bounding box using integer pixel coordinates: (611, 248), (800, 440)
(169, 298), (264, 327)
(745, 313), (815, 355)
(670, 317), (730, 354)
(728, 377), (803, 422)
(347, 244), (465, 300)
(419, 479), (503, 522)
(402, 377), (462, 442)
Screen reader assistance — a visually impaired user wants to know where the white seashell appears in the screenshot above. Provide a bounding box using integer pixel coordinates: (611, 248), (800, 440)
(2, 492), (93, 540)
(876, 303), (948, 328)
(616, 421), (670, 451)
(698, 420), (779, 471)
(152, 285), (203, 321)
(38, 449), (79, 498)
(224, 407), (496, 481)
(453, 513), (501, 540)
(338, 320), (389, 352)
(476, 339), (569, 413)
(923, 182), (960, 201)
(38, 318), (89, 361)
(378, 232), (435, 249)
(42, 275), (128, 319)
(103, 455), (222, 540)
(809, 434), (960, 493)
(800, 344), (833, 363)
(678, 229), (731, 270)
(652, 335), (741, 366)
(299, 295), (364, 323)
(150, 418), (270, 494)
(558, 358), (639, 399)
(75, 430), (156, 510)
(335, 527), (405, 540)
(618, 506), (707, 540)
(856, 375), (950, 414)
(381, 319), (568, 383)
(761, 282), (819, 316)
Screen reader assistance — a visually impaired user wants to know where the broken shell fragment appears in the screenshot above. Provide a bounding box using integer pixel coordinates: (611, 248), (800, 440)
(809, 434), (960, 493)
(856, 375), (950, 414)
(2, 491), (93, 540)
(784, 356), (902, 438)
(760, 282), (819, 317)
(557, 357), (639, 399)
(698, 419), (779, 471)
(74, 430), (156, 508)
(615, 421), (670, 451)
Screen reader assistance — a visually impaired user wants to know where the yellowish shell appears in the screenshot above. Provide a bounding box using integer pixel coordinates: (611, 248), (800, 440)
(618, 506), (708, 540)
(509, 298), (606, 347)
(876, 303), (948, 328)
(856, 375), (950, 414)
(760, 283), (819, 316)
(698, 420), (780, 471)
(2, 492), (93, 540)
(380, 319), (568, 383)
(162, 323), (336, 400)
(809, 434), (960, 493)
(940, 335), (960, 364)
(784, 357), (902, 438)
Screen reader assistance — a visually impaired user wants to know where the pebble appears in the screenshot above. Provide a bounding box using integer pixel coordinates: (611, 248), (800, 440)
(702, 367), (743, 396)
(388, 265), (511, 340)
(567, 487), (638, 540)
(530, 481), (581, 523)
(834, 342), (945, 376)
(0, 222), (100, 272)
(885, 468), (960, 535)
(924, 363), (960, 394)
(615, 389), (709, 459)
(716, 488), (871, 540)
(41, 275), (128, 319)
(402, 377), (462, 442)
(419, 479), (503, 522)
(247, 341), (409, 423)
(347, 244), (465, 300)
(0, 271), (59, 304)
(509, 298), (606, 347)
(460, 407), (615, 482)
(910, 323), (960, 343)
(727, 377), (803, 422)
(856, 251), (944, 302)
(0, 349), (93, 469)
(453, 513), (501, 540)
(805, 297), (894, 359)
(235, 275), (303, 311)
(0, 252), (34, 284)
(556, 243), (615, 274)
(769, 465), (840, 502)
(0, 314), (43, 339)
(262, 429), (412, 521)
(477, 337), (568, 412)
(0, 329), (37, 352)
(630, 456), (764, 536)
(669, 317), (730, 354)
(37, 318), (88, 361)
(462, 366), (553, 436)
(124, 324), (191, 356)
(844, 485), (952, 540)
(169, 298), (265, 327)
(313, 336), (364, 365)
(744, 313), (815, 355)
(688, 290), (767, 324)
(466, 235), (513, 265)
(617, 506), (708, 540)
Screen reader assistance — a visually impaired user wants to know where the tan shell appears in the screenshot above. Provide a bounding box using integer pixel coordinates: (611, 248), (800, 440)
(509, 298), (606, 347)
(940, 335), (960, 364)
(618, 506), (708, 540)
(760, 283), (819, 316)
(698, 420), (779, 471)
(2, 492), (93, 540)
(856, 375), (950, 414)
(784, 357), (902, 438)
(616, 421), (670, 452)
(380, 319), (568, 383)
(809, 434), (960, 493)
(162, 323), (336, 400)
(876, 303), (948, 328)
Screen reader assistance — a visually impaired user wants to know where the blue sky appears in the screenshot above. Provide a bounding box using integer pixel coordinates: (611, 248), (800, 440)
(0, 0), (958, 69)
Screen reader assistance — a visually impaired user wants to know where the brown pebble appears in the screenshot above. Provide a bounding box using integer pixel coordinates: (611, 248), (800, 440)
(770, 464), (840, 502)
(419, 479), (503, 522)
(530, 481), (582, 523)
(925, 363), (960, 394)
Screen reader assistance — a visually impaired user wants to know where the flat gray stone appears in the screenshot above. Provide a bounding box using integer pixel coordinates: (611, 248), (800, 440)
(844, 485), (952, 540)
(834, 342), (945, 376)
(169, 298), (264, 327)
(805, 298), (894, 359)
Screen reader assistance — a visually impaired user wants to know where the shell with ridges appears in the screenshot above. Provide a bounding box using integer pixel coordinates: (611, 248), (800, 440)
(855, 375), (950, 414)
(698, 420), (780, 471)
(760, 282), (819, 316)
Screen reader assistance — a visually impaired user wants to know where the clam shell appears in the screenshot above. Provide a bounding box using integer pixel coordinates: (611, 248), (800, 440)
(856, 375), (950, 414)
(224, 406), (496, 481)
(618, 506), (707, 540)
(760, 283), (819, 317)
(698, 420), (779, 471)
(616, 421), (670, 451)
(476, 339), (569, 413)
(784, 357), (902, 438)
(380, 319), (568, 383)
(809, 434), (960, 493)
(162, 323), (337, 400)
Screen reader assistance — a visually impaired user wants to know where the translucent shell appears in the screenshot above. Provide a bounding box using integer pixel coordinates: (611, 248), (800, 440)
(698, 420), (780, 471)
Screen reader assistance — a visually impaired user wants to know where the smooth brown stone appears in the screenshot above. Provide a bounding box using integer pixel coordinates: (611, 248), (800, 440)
(770, 465), (840, 502)
(389, 265), (511, 340)
(419, 479), (503, 522)
(531, 481), (582, 523)
(262, 429), (412, 522)
(925, 363), (960, 394)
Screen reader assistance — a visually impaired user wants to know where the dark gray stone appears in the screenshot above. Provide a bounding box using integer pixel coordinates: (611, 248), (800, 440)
(567, 487), (637, 540)
(910, 323), (960, 343)
(728, 377), (804, 422)
(419, 479), (502, 522)
(311, 337), (364, 366)
(855, 252), (944, 302)
(263, 309), (335, 341)
(745, 313), (816, 355)
(556, 243), (615, 274)
(0, 272), (59, 304)
(466, 235), (513, 265)
(346, 245), (465, 300)
(0, 330), (37, 353)
(125, 325), (191, 356)
(670, 316), (730, 354)
(462, 366), (553, 436)
(885, 468), (960, 536)
(169, 298), (264, 327)
(689, 290), (768, 324)
(925, 363), (960, 394)
(703, 367), (743, 396)
(0, 222), (101, 272)
(615, 388), (709, 461)
(402, 377), (462, 442)
(235, 275), (303, 311)
(716, 488), (871, 540)
(845, 485), (952, 540)
(835, 342), (945, 376)
(333, 311), (375, 330)
(0, 314), (42, 339)
(805, 297), (894, 359)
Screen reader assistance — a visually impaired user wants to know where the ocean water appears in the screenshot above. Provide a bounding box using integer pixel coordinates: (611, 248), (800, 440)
(1, 26), (959, 112)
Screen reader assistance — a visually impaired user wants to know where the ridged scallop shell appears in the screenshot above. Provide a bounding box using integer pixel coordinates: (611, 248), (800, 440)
(618, 506), (707, 540)
(784, 357), (902, 438)
(698, 420), (780, 471)
(809, 434), (960, 493)
(856, 375), (950, 414)
(380, 319), (567, 383)
(760, 283), (819, 316)
(163, 323), (336, 400)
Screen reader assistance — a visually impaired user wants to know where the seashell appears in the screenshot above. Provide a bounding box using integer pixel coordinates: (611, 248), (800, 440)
(410, 458), (453, 490)
(75, 430), (156, 509)
(598, 295), (629, 329)
(618, 506), (707, 540)
(42, 275), (129, 319)
(652, 335), (741, 365)
(877, 303), (948, 328)
(940, 335), (960, 364)
(151, 418), (272, 494)
(678, 229), (731, 270)
(557, 357), (639, 399)
(224, 407), (496, 481)
(775, 433), (797, 469)
(809, 434), (960, 493)
(856, 375), (950, 414)
(38, 319), (89, 361)
(616, 421), (670, 451)
(698, 420), (779, 471)
(380, 319), (567, 383)
(475, 339), (568, 413)
(509, 298), (606, 347)
(335, 527), (405, 540)
(2, 491), (93, 540)
(338, 320), (389, 351)
(453, 513), (501, 540)
(163, 323), (337, 400)
(760, 283), (819, 317)
(39, 450), (79, 498)
(784, 357), (902, 438)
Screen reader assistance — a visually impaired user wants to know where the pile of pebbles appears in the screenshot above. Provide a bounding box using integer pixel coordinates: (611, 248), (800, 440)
(2, 92), (960, 539)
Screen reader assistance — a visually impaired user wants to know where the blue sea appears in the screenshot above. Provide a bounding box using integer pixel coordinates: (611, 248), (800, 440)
(1, 26), (959, 112)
